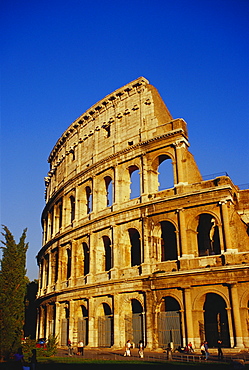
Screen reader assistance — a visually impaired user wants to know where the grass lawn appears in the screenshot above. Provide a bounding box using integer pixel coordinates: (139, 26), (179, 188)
(0, 356), (245, 370)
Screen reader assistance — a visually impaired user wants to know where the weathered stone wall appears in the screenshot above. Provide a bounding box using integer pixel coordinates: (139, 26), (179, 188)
(37, 77), (249, 350)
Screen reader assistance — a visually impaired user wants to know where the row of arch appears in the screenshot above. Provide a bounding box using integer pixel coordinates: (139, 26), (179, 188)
(37, 292), (249, 349)
(43, 155), (174, 243)
(40, 213), (222, 288)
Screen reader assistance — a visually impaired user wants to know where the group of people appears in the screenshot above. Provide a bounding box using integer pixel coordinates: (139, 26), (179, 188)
(201, 340), (223, 361)
(175, 339), (224, 361)
(124, 340), (144, 358)
(67, 339), (84, 356)
(124, 339), (224, 361)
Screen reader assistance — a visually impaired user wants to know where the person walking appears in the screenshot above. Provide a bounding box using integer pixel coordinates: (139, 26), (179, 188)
(217, 339), (223, 360)
(124, 339), (132, 356)
(29, 349), (37, 370)
(200, 343), (205, 360)
(204, 341), (209, 360)
(188, 342), (194, 352)
(14, 347), (24, 369)
(77, 340), (84, 356)
(138, 340), (144, 358)
(67, 339), (73, 356)
(166, 343), (172, 360)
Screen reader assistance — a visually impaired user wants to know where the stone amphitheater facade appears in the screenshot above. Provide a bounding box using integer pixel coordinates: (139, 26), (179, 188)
(36, 77), (249, 350)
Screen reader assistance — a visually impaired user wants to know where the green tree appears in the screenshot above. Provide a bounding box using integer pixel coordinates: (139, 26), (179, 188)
(0, 226), (28, 359)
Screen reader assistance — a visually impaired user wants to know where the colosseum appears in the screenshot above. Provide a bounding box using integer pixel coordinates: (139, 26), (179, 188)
(36, 77), (249, 350)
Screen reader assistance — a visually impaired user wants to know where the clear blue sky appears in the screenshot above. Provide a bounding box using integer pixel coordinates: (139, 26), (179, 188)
(1, 0), (249, 281)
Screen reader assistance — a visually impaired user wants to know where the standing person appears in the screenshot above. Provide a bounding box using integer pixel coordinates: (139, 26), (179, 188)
(67, 339), (73, 356)
(14, 348), (24, 369)
(204, 341), (209, 360)
(200, 343), (205, 360)
(124, 339), (131, 357)
(138, 340), (144, 358)
(29, 349), (37, 370)
(77, 340), (84, 356)
(166, 343), (172, 360)
(217, 339), (223, 360)
(188, 342), (194, 352)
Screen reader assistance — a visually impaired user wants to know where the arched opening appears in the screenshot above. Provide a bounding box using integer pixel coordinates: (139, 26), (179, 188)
(158, 155), (174, 190)
(204, 293), (230, 348)
(129, 228), (142, 266)
(43, 305), (47, 341)
(197, 214), (221, 256)
(49, 207), (54, 237)
(82, 242), (90, 276)
(66, 248), (71, 280)
(102, 236), (112, 271)
(98, 303), (113, 347)
(104, 176), (113, 207)
(51, 249), (58, 284)
(61, 305), (69, 346)
(160, 221), (178, 261)
(131, 299), (144, 348)
(78, 305), (89, 346)
(49, 304), (56, 337)
(158, 297), (182, 350)
(58, 199), (63, 229)
(70, 195), (75, 223)
(86, 186), (92, 214)
(129, 165), (140, 199)
(44, 254), (49, 287)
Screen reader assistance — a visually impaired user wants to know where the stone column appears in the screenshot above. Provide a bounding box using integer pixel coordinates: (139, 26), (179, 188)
(141, 153), (148, 198)
(88, 233), (95, 284)
(144, 290), (154, 349)
(69, 300), (77, 346)
(92, 175), (97, 216)
(177, 209), (189, 258)
(74, 186), (79, 223)
(55, 302), (61, 345)
(113, 165), (122, 208)
(41, 258), (46, 292)
(141, 217), (151, 275)
(47, 251), (52, 292)
(183, 287), (194, 346)
(39, 305), (45, 339)
(113, 293), (121, 347)
(88, 297), (95, 347)
(226, 306), (235, 348)
(229, 283), (244, 348)
(111, 225), (119, 279)
(174, 140), (188, 185)
(219, 200), (233, 252)
(71, 240), (77, 286)
(57, 247), (63, 290)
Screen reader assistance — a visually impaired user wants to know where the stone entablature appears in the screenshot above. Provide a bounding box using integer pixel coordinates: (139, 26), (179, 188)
(37, 77), (249, 350)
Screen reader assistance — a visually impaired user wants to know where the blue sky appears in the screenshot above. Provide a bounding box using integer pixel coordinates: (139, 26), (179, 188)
(1, 0), (249, 281)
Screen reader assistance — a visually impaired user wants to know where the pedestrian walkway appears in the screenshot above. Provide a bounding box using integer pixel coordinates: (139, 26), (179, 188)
(56, 347), (249, 365)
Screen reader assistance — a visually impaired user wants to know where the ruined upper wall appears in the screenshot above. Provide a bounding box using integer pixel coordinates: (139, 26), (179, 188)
(47, 77), (180, 167)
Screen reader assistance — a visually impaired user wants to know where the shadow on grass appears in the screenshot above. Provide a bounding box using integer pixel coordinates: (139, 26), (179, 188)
(0, 358), (239, 370)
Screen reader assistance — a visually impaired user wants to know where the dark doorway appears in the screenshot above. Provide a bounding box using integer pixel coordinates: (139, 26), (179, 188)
(204, 293), (230, 347)
(197, 214), (221, 256)
(78, 305), (89, 346)
(82, 242), (90, 276)
(160, 221), (178, 261)
(103, 236), (112, 271)
(129, 228), (142, 266)
(158, 297), (182, 349)
(98, 303), (113, 347)
(132, 299), (144, 348)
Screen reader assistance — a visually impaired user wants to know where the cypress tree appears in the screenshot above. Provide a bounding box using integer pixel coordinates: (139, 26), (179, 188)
(0, 226), (28, 359)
